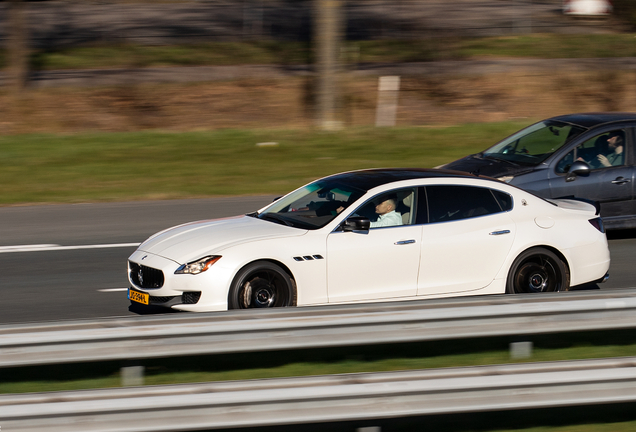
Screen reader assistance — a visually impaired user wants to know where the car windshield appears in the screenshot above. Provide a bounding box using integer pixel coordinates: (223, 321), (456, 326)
(482, 120), (586, 166)
(254, 179), (366, 230)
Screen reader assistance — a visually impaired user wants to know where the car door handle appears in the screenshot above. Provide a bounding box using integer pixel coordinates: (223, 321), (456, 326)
(489, 230), (511, 236)
(395, 240), (416, 245)
(611, 177), (631, 185)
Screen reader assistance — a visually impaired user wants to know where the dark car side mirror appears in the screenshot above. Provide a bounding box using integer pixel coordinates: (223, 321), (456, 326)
(342, 216), (370, 232)
(566, 161), (591, 182)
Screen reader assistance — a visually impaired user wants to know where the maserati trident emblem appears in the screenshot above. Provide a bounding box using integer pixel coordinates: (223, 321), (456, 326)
(138, 268), (144, 286)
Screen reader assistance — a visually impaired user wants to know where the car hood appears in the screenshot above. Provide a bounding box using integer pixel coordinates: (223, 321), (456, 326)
(137, 215), (306, 263)
(440, 154), (533, 178)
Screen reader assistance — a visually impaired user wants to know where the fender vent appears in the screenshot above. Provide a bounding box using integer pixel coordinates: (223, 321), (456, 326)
(293, 255), (324, 261)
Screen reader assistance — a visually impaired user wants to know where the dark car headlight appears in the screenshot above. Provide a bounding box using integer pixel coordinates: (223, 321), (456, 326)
(175, 255), (222, 275)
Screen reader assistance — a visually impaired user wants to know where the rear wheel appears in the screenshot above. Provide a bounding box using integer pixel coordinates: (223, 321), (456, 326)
(228, 261), (297, 309)
(506, 248), (570, 294)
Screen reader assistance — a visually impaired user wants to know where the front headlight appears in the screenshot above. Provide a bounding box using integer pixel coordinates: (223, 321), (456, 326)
(497, 175), (514, 183)
(174, 255), (222, 275)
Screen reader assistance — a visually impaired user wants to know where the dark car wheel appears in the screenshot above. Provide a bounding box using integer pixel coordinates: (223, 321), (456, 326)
(506, 248), (570, 294)
(228, 261), (297, 309)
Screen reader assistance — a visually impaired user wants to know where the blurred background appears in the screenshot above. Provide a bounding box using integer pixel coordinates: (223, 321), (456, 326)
(1, 0), (635, 134)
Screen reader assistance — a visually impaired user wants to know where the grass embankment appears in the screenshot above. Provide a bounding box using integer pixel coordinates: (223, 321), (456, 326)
(0, 122), (529, 205)
(1, 34), (636, 71)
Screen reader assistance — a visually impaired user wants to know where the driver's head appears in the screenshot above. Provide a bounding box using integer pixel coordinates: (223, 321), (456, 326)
(375, 195), (397, 215)
(608, 131), (624, 149)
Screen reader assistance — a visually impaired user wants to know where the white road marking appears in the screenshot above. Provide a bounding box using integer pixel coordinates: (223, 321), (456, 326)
(0, 243), (140, 253)
(98, 288), (130, 292)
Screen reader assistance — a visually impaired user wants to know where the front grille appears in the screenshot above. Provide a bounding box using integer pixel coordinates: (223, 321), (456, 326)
(129, 261), (165, 288)
(147, 292), (200, 306)
(150, 295), (176, 304)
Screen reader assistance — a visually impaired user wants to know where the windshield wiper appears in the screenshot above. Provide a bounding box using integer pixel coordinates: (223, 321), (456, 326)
(259, 213), (295, 227)
(482, 154), (520, 167)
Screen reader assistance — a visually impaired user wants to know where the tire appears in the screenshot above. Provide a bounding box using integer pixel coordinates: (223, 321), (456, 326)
(506, 248), (570, 294)
(228, 261), (297, 309)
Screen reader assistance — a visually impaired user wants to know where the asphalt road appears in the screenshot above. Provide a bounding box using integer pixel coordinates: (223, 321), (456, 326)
(0, 197), (633, 325)
(0, 196), (276, 324)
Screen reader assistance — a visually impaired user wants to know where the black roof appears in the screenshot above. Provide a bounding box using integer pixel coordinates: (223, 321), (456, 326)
(321, 168), (484, 191)
(550, 112), (636, 129)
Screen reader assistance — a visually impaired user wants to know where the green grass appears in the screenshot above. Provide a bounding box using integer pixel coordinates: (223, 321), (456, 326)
(1, 34), (636, 71)
(456, 34), (636, 59)
(0, 122), (529, 205)
(27, 41), (312, 70)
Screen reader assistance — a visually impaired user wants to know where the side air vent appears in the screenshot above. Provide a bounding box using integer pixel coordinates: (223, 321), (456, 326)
(293, 255), (324, 261)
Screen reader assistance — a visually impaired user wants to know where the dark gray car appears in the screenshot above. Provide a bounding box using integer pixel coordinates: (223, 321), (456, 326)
(440, 113), (636, 230)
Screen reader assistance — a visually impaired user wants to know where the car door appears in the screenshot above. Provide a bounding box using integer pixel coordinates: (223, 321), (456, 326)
(326, 188), (422, 303)
(549, 128), (634, 219)
(417, 185), (516, 296)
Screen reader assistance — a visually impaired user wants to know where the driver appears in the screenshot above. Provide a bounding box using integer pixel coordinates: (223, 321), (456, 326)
(370, 195), (402, 228)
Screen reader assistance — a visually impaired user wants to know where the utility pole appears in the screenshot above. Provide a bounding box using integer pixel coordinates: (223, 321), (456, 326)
(313, 0), (343, 130)
(6, 0), (30, 91)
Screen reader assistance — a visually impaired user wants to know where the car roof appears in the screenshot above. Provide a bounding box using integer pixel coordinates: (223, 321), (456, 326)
(321, 168), (486, 191)
(550, 112), (636, 129)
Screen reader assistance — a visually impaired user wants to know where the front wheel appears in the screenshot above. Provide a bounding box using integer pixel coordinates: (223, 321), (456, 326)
(506, 248), (570, 294)
(228, 261), (297, 309)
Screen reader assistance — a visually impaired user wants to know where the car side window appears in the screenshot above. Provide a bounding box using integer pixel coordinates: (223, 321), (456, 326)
(425, 185), (505, 223)
(556, 129), (626, 173)
(352, 188), (417, 228)
(492, 189), (513, 211)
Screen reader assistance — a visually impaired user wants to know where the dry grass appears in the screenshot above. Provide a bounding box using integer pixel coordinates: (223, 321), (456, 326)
(1, 70), (636, 135)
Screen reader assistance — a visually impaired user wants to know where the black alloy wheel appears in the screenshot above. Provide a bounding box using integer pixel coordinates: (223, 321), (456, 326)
(228, 261), (297, 309)
(506, 247), (570, 294)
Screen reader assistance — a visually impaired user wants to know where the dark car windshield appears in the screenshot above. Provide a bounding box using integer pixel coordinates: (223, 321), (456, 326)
(482, 120), (586, 166)
(254, 179), (366, 230)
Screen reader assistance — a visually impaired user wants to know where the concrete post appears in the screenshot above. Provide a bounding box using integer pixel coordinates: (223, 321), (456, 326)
(375, 76), (400, 127)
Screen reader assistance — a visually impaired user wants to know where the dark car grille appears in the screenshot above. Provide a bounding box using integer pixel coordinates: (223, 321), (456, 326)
(148, 292), (201, 305)
(150, 295), (176, 303)
(129, 261), (164, 288)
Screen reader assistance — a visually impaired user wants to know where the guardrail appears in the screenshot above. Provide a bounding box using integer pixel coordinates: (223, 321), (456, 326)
(2, 356), (636, 432)
(2, 289), (636, 368)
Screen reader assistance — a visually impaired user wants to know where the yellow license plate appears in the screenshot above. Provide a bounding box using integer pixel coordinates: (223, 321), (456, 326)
(129, 288), (149, 305)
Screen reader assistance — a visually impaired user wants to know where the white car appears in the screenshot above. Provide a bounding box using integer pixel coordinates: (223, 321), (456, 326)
(128, 169), (610, 312)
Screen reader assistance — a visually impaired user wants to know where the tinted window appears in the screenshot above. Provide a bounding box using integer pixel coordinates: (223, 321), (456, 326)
(426, 186), (504, 223)
(556, 129), (626, 173)
(352, 188), (417, 229)
(492, 190), (513, 211)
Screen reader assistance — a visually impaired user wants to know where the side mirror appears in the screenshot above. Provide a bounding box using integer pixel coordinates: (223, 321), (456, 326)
(566, 161), (591, 182)
(342, 216), (370, 232)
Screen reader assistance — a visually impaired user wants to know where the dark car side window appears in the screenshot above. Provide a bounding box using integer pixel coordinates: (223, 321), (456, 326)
(556, 129), (627, 173)
(424, 185), (508, 223)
